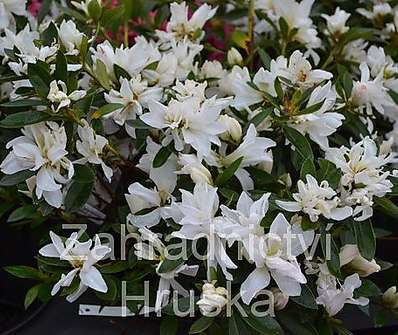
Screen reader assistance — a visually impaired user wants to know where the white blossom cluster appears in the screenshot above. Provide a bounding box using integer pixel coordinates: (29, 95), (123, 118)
(1, 0), (398, 330)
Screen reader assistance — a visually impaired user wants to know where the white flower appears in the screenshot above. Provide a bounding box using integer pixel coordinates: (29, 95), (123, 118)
(357, 3), (391, 21)
(322, 7), (350, 36)
(92, 38), (160, 80)
(125, 138), (177, 228)
(350, 62), (395, 115)
(342, 39), (368, 64)
(339, 244), (380, 277)
(227, 48), (243, 66)
(219, 115), (242, 143)
(316, 273), (369, 316)
(0, 122), (74, 208)
(277, 175), (353, 222)
(58, 20), (84, 55)
(47, 80), (86, 113)
(141, 96), (231, 157)
(169, 40), (203, 81)
(142, 53), (177, 87)
(325, 136), (393, 221)
(271, 287), (289, 311)
(39, 231), (111, 303)
(156, 1), (217, 44)
(172, 79), (206, 102)
(177, 153), (213, 185)
(206, 124), (275, 190)
(218, 192), (314, 303)
(197, 283), (228, 316)
(382, 286), (398, 309)
(288, 81), (344, 149)
(75, 120), (113, 182)
(280, 51), (333, 89)
(169, 183), (237, 280)
(104, 76), (163, 137)
(134, 227), (198, 311)
(272, 0), (321, 50)
(0, 0), (26, 30)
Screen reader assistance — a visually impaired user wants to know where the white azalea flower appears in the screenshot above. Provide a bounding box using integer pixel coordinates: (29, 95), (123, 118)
(134, 227), (198, 311)
(142, 53), (177, 87)
(350, 62), (396, 116)
(205, 124), (275, 190)
(39, 231), (111, 303)
(125, 137), (177, 228)
(277, 175), (352, 222)
(58, 20), (84, 55)
(316, 273), (369, 316)
(218, 192), (314, 303)
(227, 48), (243, 66)
(219, 115), (242, 143)
(92, 38), (160, 80)
(156, 1), (217, 45)
(104, 76), (163, 137)
(288, 81), (344, 149)
(321, 7), (350, 36)
(342, 39), (368, 63)
(0, 0), (26, 30)
(169, 183), (237, 280)
(197, 283), (229, 316)
(339, 244), (380, 277)
(177, 153), (213, 185)
(75, 120), (113, 182)
(141, 95), (231, 157)
(72, 0), (101, 16)
(0, 122), (74, 208)
(47, 80), (86, 113)
(325, 136), (394, 221)
(357, 3), (391, 21)
(169, 40), (203, 81)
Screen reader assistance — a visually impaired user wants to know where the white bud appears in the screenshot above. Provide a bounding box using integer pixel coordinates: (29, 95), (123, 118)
(227, 47), (243, 66)
(191, 166), (213, 185)
(382, 286), (398, 309)
(339, 244), (381, 277)
(271, 288), (289, 311)
(197, 283), (228, 316)
(219, 115), (242, 143)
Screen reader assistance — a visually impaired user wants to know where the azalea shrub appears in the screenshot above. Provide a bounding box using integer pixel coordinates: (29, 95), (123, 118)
(2, 0), (398, 334)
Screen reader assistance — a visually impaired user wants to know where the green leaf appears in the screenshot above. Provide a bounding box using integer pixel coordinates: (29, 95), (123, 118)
(229, 311), (251, 335)
(0, 111), (51, 128)
(258, 49), (271, 70)
(278, 310), (319, 335)
(283, 126), (314, 162)
(64, 165), (95, 212)
(317, 159), (342, 189)
(215, 157), (243, 186)
(88, 0), (103, 21)
(320, 225), (341, 279)
(27, 62), (51, 98)
(37, 0), (52, 23)
(92, 103), (124, 119)
(299, 101), (324, 115)
(189, 317), (214, 334)
(355, 279), (381, 298)
(160, 316), (179, 335)
(0, 170), (35, 186)
(0, 99), (46, 108)
(157, 242), (193, 274)
(24, 284), (41, 309)
(7, 205), (37, 222)
(95, 275), (118, 301)
(231, 30), (250, 50)
(4, 265), (43, 280)
(342, 71), (353, 98)
(375, 197), (398, 218)
(114, 64), (131, 81)
(274, 77), (284, 100)
(162, 296), (198, 315)
(248, 107), (272, 129)
(126, 118), (152, 129)
(291, 284), (318, 310)
(55, 52), (68, 83)
(99, 261), (130, 274)
(95, 59), (111, 90)
(153, 145), (172, 168)
(353, 219), (376, 260)
(300, 157), (316, 181)
(241, 307), (283, 335)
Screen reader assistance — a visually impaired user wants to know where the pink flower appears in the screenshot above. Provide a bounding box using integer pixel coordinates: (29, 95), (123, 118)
(28, 0), (41, 16)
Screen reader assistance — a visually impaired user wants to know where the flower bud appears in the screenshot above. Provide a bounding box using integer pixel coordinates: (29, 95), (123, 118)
(271, 288), (289, 311)
(190, 166), (213, 185)
(219, 115), (242, 143)
(339, 244), (381, 277)
(197, 283), (228, 316)
(227, 47), (243, 66)
(382, 286), (398, 309)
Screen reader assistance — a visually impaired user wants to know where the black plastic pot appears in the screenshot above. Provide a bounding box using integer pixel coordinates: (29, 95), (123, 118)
(0, 222), (45, 334)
